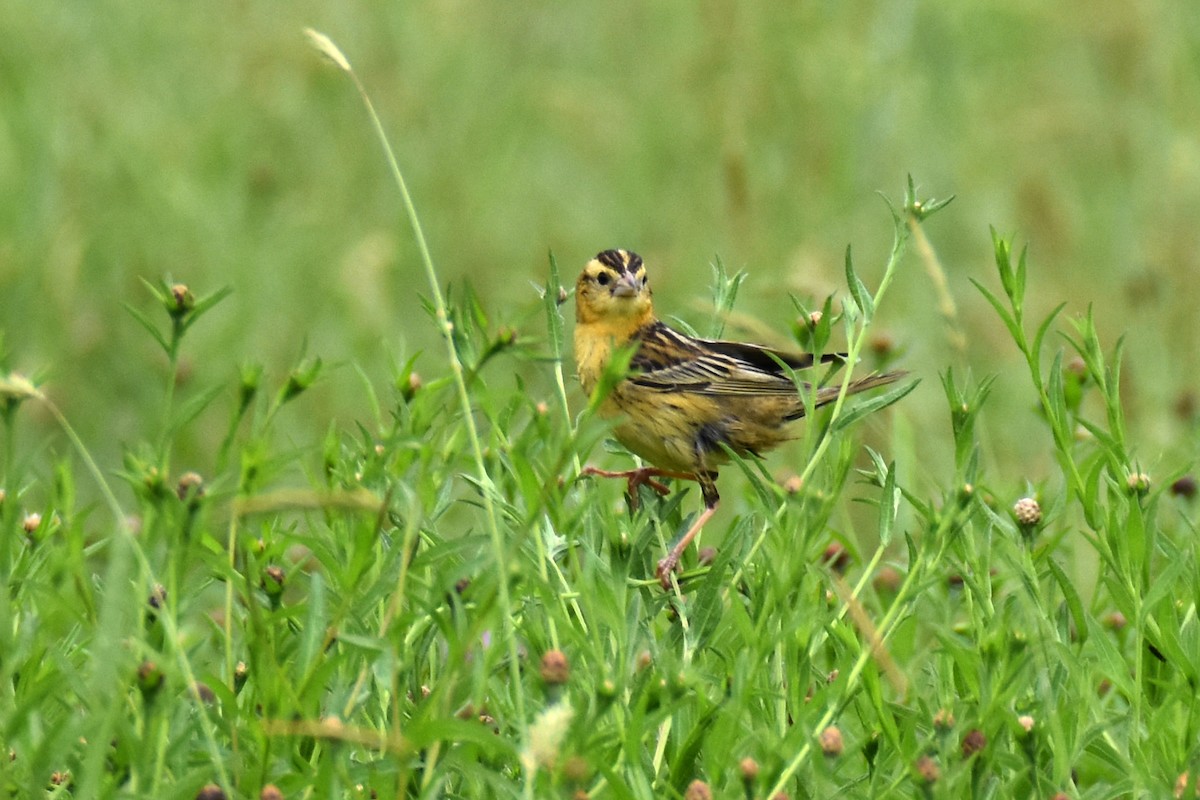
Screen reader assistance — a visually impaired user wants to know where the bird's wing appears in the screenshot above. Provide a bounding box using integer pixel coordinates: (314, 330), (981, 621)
(629, 322), (833, 397)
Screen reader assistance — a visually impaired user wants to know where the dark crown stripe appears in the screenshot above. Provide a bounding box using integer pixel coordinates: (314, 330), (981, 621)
(595, 249), (644, 274)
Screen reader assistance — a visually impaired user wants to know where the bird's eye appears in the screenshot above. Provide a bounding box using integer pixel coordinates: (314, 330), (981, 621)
(596, 272), (611, 286)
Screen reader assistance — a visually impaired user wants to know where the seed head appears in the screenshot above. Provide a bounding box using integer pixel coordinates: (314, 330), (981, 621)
(148, 584), (167, 612)
(1126, 471), (1151, 495)
(238, 363), (263, 411)
(22, 512), (41, 533)
(177, 471), (205, 505)
(1012, 497), (1042, 527)
(819, 726), (844, 757)
(915, 754), (939, 783)
(169, 284), (195, 317)
(280, 358), (322, 403)
(683, 780), (712, 800)
(260, 786), (284, 800)
(196, 784), (227, 800)
(0, 372), (39, 411)
(869, 333), (896, 359)
(873, 565), (901, 593)
(539, 650), (570, 686)
(137, 660), (164, 697)
(822, 543), (851, 574)
(932, 708), (955, 731)
(738, 757), (759, 782)
(262, 565), (285, 605)
(525, 703), (574, 769)
(1175, 392), (1197, 421)
(961, 728), (987, 758)
(562, 755), (589, 783)
(807, 310), (823, 327)
(1170, 476), (1197, 500)
(1017, 714), (1034, 734)
(400, 371), (422, 401)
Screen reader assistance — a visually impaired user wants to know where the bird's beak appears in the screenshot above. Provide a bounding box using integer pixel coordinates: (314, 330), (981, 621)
(611, 274), (641, 298)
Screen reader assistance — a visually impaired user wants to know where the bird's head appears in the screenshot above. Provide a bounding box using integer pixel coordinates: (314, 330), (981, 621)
(575, 249), (653, 325)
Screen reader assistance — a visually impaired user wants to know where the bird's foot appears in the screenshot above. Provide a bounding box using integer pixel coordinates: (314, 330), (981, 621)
(579, 466), (693, 509)
(655, 555), (680, 590)
(653, 504), (718, 591)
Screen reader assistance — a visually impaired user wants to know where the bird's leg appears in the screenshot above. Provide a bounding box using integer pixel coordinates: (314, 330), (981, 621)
(656, 472), (719, 589)
(580, 466), (696, 510)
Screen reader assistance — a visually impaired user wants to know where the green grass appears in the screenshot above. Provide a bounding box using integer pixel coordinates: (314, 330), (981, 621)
(3, 5), (1200, 799)
(5, 165), (1200, 797)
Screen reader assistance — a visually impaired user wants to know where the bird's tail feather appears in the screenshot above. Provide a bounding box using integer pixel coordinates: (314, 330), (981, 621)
(785, 370), (907, 419)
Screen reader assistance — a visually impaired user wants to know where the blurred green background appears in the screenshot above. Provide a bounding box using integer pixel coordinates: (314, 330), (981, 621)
(2, 1), (1198, 491)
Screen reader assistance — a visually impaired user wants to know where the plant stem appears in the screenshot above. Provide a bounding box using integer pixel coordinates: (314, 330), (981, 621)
(308, 28), (530, 765)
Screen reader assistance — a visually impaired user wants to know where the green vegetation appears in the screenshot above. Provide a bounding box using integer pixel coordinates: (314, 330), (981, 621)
(2, 4), (1199, 798)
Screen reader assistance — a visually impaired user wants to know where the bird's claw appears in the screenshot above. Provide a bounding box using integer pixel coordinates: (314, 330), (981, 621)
(580, 466), (678, 510)
(628, 470), (672, 498)
(655, 556), (679, 590)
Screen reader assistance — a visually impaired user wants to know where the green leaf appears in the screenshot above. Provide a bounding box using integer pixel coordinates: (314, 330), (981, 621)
(990, 228), (1015, 299)
(1047, 559), (1086, 645)
(878, 460), (898, 546)
(832, 379), (918, 433)
(709, 253), (747, 338)
(171, 383), (227, 432)
(720, 444), (775, 509)
(668, 702), (722, 791)
(122, 302), (170, 355)
(1084, 616), (1135, 699)
(1045, 350), (1068, 433)
(543, 251), (566, 357)
(1031, 302), (1067, 377)
(180, 285), (233, 335)
(297, 571), (326, 679)
(969, 278), (1022, 346)
(844, 245), (875, 323)
(1015, 243), (1028, 303)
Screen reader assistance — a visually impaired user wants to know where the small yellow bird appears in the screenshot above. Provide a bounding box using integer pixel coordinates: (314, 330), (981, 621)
(574, 248), (903, 587)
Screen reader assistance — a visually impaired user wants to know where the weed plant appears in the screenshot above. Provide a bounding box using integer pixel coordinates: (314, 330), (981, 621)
(1, 31), (1198, 800)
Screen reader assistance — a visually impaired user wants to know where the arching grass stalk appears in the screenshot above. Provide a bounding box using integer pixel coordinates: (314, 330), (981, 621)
(304, 27), (529, 760)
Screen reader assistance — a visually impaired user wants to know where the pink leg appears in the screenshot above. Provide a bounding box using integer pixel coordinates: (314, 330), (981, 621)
(655, 503), (718, 589)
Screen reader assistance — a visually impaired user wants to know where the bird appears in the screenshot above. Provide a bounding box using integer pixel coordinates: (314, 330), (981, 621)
(574, 248), (903, 588)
